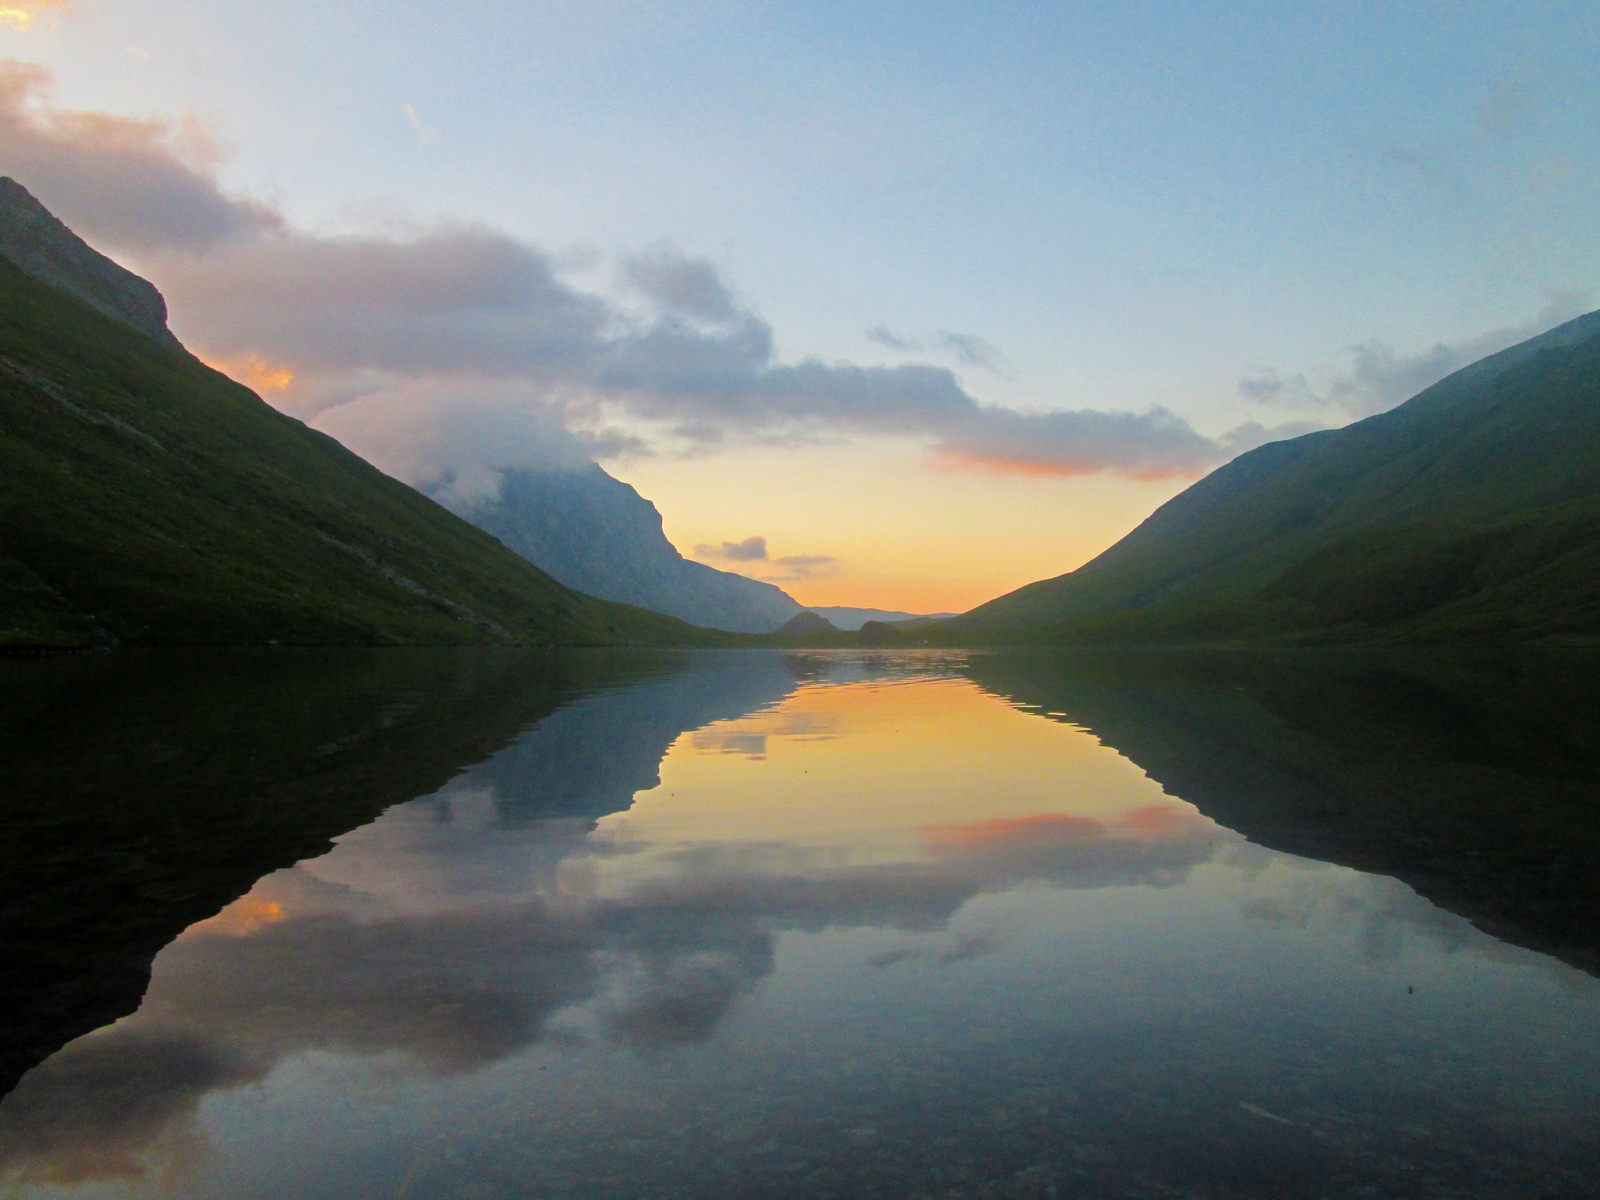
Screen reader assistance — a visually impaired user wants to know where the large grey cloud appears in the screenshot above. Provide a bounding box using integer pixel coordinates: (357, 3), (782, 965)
(0, 58), (1306, 482)
(1239, 291), (1591, 420)
(0, 60), (279, 252)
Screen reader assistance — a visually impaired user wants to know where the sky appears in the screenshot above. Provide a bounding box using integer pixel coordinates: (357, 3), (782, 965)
(3, 0), (1598, 610)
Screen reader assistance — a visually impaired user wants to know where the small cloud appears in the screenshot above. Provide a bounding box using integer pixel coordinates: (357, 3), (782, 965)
(933, 330), (1004, 372)
(1238, 291), (1592, 420)
(865, 325), (921, 352)
(762, 554), (837, 582)
(402, 102), (439, 144)
(693, 536), (769, 563)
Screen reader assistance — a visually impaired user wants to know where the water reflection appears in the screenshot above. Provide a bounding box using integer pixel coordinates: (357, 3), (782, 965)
(3, 649), (1599, 1198)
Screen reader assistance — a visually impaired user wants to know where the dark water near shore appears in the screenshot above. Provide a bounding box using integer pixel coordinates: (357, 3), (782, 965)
(4, 647), (1600, 1199)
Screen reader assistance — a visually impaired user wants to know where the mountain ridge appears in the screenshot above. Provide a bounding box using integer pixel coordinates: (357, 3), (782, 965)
(953, 309), (1600, 643)
(0, 194), (713, 650)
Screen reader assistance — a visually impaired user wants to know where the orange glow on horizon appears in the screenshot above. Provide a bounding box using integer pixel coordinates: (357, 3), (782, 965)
(930, 448), (1206, 484)
(201, 352), (296, 394)
(924, 804), (1207, 851)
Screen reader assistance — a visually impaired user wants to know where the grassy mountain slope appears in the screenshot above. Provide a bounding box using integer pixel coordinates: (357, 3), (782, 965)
(0, 255), (713, 649)
(956, 311), (1600, 643)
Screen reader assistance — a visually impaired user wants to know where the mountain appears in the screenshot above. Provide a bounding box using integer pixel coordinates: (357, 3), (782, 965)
(807, 605), (959, 630)
(452, 465), (804, 632)
(956, 311), (1600, 643)
(0, 177), (181, 351)
(0, 179), (710, 650)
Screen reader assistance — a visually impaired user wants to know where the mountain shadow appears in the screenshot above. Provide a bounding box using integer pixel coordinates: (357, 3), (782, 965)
(963, 647), (1600, 974)
(955, 312), (1600, 644)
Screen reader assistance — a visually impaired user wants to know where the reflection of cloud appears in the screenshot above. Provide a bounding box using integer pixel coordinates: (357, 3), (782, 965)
(690, 730), (767, 756)
(1227, 851), (1598, 992)
(0, 800), (1228, 1183)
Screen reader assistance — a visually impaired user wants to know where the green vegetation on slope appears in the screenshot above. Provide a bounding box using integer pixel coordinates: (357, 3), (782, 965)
(0, 255), (717, 650)
(954, 312), (1600, 644)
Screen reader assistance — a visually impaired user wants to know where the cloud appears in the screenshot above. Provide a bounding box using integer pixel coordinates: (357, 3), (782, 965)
(869, 326), (1006, 373)
(401, 102), (439, 144)
(622, 244), (739, 324)
(0, 61), (1299, 483)
(1239, 291), (1591, 420)
(763, 554), (837, 582)
(0, 60), (280, 251)
(693, 535), (769, 563)
(308, 384), (595, 511)
(932, 330), (1004, 372)
(932, 406), (1226, 480)
(866, 325), (921, 352)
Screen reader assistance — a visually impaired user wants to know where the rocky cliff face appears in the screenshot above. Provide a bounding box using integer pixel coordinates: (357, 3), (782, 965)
(0, 177), (182, 350)
(455, 465), (805, 633)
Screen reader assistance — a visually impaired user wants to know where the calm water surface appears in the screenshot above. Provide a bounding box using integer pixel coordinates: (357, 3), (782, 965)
(3, 649), (1599, 1199)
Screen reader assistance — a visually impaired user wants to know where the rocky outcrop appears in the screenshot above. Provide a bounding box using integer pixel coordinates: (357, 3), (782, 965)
(0, 177), (182, 350)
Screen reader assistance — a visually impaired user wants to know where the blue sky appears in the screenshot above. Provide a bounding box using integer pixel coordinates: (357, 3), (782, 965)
(6, 0), (1599, 607)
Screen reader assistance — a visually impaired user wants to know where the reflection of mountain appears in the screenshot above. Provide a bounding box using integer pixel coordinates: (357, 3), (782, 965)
(964, 648), (1600, 974)
(463, 650), (805, 821)
(0, 648), (791, 1100)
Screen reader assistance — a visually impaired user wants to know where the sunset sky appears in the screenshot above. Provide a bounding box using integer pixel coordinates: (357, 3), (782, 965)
(4, 0), (1598, 610)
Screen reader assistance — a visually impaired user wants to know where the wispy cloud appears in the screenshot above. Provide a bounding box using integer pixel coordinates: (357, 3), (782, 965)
(1239, 291), (1591, 420)
(932, 330), (1004, 372)
(866, 324), (920, 352)
(402, 101), (439, 144)
(763, 554), (837, 582)
(868, 326), (1006, 374)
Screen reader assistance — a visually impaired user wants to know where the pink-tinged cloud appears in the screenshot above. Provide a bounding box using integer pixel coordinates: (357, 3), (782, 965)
(0, 59), (1308, 481)
(0, 61), (280, 251)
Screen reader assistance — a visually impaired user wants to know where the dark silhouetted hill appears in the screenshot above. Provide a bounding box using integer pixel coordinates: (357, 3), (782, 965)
(0, 190), (709, 650)
(956, 311), (1600, 643)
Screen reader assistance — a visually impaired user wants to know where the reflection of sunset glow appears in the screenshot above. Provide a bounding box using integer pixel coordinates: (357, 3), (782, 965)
(201, 352), (295, 394)
(925, 804), (1206, 850)
(595, 671), (1185, 872)
(178, 895), (285, 939)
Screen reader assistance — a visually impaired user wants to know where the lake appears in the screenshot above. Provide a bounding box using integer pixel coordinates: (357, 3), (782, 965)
(3, 647), (1598, 1199)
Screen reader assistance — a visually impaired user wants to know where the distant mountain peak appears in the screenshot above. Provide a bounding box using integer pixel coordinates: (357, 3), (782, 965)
(0, 177), (182, 350)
